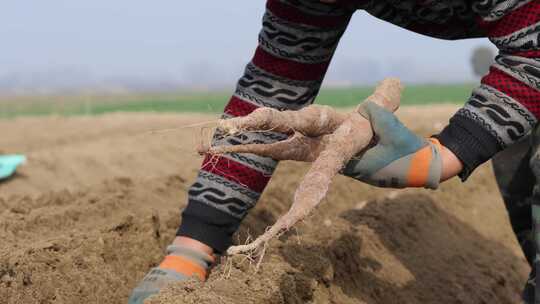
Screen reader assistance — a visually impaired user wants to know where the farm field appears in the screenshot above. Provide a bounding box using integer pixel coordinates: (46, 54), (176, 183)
(0, 83), (475, 118)
(0, 103), (529, 304)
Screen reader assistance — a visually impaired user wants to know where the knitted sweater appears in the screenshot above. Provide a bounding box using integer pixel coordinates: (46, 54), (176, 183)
(179, 0), (540, 252)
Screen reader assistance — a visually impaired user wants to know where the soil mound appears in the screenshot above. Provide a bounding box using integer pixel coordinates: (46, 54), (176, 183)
(0, 110), (529, 304)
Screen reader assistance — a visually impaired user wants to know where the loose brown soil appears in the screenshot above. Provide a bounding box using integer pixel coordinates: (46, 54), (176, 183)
(0, 106), (530, 304)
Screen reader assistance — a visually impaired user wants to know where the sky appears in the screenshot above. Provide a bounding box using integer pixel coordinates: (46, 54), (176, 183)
(0, 1), (497, 91)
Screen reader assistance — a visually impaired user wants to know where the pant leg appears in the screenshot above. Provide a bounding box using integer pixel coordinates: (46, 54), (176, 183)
(493, 136), (536, 303)
(529, 125), (540, 304)
(493, 139), (535, 265)
(177, 0), (355, 253)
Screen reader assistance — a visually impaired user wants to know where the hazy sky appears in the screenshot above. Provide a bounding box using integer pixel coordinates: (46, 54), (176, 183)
(1, 1), (496, 87)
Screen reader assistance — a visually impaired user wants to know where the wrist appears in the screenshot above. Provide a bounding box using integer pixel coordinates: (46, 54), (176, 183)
(436, 115), (500, 181)
(440, 144), (463, 182)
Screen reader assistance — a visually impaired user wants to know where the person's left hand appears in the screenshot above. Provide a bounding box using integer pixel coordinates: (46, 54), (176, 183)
(341, 101), (444, 189)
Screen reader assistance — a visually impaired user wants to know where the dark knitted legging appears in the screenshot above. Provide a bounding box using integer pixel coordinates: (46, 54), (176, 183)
(177, 0), (353, 252)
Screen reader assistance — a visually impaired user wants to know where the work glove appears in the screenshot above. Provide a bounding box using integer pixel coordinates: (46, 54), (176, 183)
(342, 101), (443, 189)
(128, 245), (214, 304)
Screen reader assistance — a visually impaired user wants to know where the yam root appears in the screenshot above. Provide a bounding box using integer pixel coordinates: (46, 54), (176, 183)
(198, 132), (331, 162)
(201, 78), (403, 256)
(218, 105), (348, 137)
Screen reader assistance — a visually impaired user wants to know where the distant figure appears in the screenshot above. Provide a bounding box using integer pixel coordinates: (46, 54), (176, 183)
(128, 1), (540, 303)
(471, 46), (495, 78)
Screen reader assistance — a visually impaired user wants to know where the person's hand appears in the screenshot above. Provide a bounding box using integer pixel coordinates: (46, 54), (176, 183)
(342, 101), (461, 189)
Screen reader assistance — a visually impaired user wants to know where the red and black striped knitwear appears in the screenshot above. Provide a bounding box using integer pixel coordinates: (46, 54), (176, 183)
(178, 0), (540, 253)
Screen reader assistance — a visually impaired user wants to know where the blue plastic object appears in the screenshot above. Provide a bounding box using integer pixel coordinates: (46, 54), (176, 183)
(0, 155), (26, 180)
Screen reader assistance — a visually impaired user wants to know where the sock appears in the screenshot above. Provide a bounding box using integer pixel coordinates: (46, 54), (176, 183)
(127, 245), (214, 304)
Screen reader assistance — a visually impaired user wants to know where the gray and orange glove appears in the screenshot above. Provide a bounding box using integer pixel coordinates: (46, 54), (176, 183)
(128, 245), (214, 304)
(342, 101), (443, 189)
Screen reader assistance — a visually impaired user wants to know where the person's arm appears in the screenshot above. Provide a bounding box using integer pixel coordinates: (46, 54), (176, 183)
(440, 146), (463, 181)
(343, 2), (540, 189)
(438, 1), (540, 180)
(129, 2), (355, 303)
(178, 0), (354, 253)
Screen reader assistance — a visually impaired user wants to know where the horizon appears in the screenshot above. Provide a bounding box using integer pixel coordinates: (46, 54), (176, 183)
(1, 1), (495, 95)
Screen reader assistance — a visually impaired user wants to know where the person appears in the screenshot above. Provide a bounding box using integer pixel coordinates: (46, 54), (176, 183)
(129, 0), (540, 303)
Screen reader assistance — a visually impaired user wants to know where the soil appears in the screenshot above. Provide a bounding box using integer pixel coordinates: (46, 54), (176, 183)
(0, 106), (530, 304)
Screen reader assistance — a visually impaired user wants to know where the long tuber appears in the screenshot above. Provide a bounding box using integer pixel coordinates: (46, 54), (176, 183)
(200, 78), (403, 256)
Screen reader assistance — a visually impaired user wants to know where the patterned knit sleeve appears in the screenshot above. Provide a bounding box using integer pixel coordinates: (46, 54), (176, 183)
(437, 0), (540, 180)
(178, 0), (353, 252)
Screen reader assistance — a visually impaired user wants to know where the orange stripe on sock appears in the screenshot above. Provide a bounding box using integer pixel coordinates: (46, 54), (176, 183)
(159, 255), (207, 281)
(407, 145), (433, 187)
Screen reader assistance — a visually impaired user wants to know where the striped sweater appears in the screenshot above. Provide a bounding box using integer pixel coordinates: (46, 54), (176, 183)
(178, 0), (540, 253)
